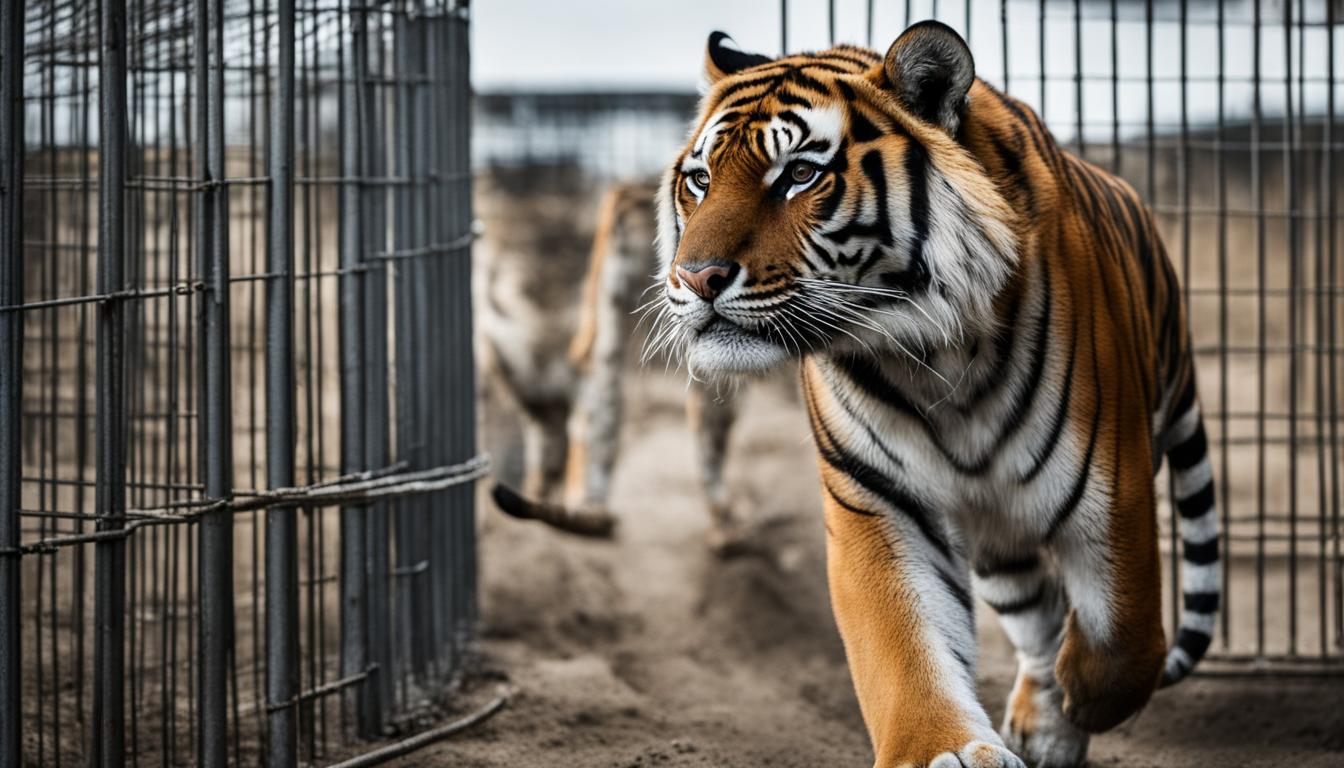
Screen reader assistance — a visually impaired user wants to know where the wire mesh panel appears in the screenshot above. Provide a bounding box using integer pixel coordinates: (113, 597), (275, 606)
(828, 0), (1344, 674)
(1, 0), (481, 765)
(477, 0), (1343, 676)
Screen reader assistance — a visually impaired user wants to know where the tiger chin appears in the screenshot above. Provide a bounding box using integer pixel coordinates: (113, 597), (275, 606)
(655, 21), (1220, 768)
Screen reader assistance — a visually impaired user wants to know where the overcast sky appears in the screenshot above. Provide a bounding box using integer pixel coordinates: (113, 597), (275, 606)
(471, 0), (949, 92)
(470, 0), (1327, 133)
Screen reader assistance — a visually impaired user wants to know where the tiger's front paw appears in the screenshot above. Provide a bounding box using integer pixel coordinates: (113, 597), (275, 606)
(879, 739), (1026, 768)
(1000, 671), (1088, 768)
(926, 740), (1026, 768)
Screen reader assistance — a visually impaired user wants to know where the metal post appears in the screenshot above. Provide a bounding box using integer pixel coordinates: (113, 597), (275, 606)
(92, 0), (130, 762)
(338, 5), (371, 738)
(196, 0), (234, 760)
(267, 0), (299, 763)
(363, 13), (394, 730)
(452, 0), (478, 636)
(0, 0), (25, 763)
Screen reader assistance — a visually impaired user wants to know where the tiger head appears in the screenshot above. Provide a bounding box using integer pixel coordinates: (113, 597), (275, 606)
(655, 21), (1019, 379)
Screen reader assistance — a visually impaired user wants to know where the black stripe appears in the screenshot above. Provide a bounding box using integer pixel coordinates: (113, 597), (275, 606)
(848, 107), (882, 143)
(1167, 424), (1208, 472)
(805, 384), (952, 559)
(984, 582), (1046, 615)
(973, 553), (1039, 578)
(1045, 329), (1104, 541)
(822, 480), (879, 517)
(984, 260), (1053, 454)
(1182, 537), (1219, 566)
(1176, 479), (1215, 519)
(1183, 591), (1220, 614)
(899, 142), (930, 288)
(784, 68), (832, 96)
(1176, 627), (1213, 660)
(775, 90), (814, 108)
(1022, 308), (1078, 482)
(1167, 379), (1197, 432)
(936, 568), (975, 616)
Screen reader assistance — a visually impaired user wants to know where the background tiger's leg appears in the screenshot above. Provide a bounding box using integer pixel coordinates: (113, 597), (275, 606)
(564, 344), (624, 512)
(973, 554), (1088, 768)
(686, 382), (740, 551)
(823, 494), (1024, 768)
(521, 404), (571, 504)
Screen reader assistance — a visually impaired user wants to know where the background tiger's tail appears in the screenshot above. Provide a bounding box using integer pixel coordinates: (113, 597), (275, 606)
(490, 483), (616, 539)
(1159, 376), (1221, 687)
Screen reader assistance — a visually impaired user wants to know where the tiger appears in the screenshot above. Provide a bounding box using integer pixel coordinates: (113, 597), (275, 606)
(650, 21), (1220, 768)
(488, 179), (750, 547)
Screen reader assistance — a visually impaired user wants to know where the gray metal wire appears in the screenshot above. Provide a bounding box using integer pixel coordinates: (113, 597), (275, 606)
(1, 0), (481, 765)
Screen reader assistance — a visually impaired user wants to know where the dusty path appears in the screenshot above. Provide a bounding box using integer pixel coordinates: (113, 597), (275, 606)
(412, 370), (1343, 767)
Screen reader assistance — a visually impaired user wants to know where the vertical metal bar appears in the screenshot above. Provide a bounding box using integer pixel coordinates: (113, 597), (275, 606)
(1283, 0), (1299, 657)
(392, 6), (416, 688)
(0, 0), (25, 763)
(93, 0), (130, 760)
(1144, 0), (1154, 204)
(425, 10), (450, 675)
(268, 0), (300, 762)
(1073, 0), (1083, 157)
(780, 0), (787, 55)
(363, 5), (393, 731)
(828, 0), (835, 46)
(866, 0), (874, 47)
(456, 0), (478, 638)
(1173, 0), (1191, 645)
(1110, 0), (1119, 174)
(1253, 0), (1267, 659)
(338, 0), (371, 738)
(1328, 0), (1343, 656)
(196, 0), (234, 758)
(1001, 0), (1009, 93)
(1216, 0), (1231, 650)
(1038, 0), (1046, 119)
(1313, 0), (1331, 661)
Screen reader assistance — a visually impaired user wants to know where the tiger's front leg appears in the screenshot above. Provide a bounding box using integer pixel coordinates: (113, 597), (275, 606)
(822, 488), (1025, 768)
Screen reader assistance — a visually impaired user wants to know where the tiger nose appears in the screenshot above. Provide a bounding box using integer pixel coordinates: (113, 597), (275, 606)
(676, 262), (739, 302)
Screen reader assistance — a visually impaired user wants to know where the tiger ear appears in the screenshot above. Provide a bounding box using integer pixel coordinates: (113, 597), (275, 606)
(704, 31), (773, 85)
(881, 21), (975, 134)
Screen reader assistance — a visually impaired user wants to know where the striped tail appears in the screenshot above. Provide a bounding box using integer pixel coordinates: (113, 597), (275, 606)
(1159, 384), (1220, 687)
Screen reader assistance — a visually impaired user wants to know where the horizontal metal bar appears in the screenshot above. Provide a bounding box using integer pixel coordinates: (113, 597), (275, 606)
(0, 455), (490, 557)
(0, 281), (203, 313)
(324, 694), (508, 768)
(264, 668), (372, 714)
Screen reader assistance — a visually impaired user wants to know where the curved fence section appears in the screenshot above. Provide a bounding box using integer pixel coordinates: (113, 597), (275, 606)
(0, 0), (480, 764)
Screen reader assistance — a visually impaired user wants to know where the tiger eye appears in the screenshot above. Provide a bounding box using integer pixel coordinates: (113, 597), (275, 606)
(790, 161), (818, 184)
(692, 170), (710, 189)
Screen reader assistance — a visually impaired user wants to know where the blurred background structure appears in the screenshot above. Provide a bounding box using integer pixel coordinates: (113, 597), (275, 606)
(4, 0), (482, 765)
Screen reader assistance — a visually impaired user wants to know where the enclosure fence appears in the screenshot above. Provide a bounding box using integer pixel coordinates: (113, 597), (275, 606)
(824, 0), (1344, 676)
(478, 0), (1344, 677)
(1, 0), (481, 765)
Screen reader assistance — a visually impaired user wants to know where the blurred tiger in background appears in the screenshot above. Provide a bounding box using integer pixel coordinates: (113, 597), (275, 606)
(650, 22), (1220, 768)
(483, 177), (747, 549)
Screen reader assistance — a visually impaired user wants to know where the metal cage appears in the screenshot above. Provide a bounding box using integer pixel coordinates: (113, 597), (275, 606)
(0, 0), (482, 765)
(477, 0), (1344, 678)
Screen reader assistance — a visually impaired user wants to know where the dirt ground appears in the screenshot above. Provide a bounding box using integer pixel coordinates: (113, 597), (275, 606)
(408, 369), (1343, 768)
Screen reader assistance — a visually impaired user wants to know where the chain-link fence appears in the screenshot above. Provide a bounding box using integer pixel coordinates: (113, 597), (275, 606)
(0, 0), (483, 764)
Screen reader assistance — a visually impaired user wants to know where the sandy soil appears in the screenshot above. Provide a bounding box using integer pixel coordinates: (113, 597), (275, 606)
(408, 369), (1343, 768)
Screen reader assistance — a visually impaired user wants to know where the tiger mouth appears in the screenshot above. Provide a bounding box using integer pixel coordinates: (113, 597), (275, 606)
(696, 316), (761, 340)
